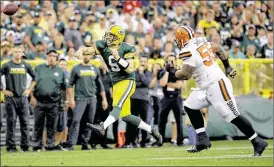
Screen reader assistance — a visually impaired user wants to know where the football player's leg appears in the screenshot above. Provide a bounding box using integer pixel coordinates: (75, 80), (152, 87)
(104, 80), (135, 129)
(209, 78), (268, 156)
(86, 80), (136, 136)
(120, 89), (162, 144)
(184, 89), (211, 152)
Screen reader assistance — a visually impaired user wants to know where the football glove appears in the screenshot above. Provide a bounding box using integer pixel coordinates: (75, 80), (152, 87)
(225, 66), (237, 78)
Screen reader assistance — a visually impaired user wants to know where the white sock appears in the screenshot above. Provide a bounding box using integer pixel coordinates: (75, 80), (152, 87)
(195, 127), (206, 134)
(137, 120), (152, 133)
(103, 115), (116, 129)
(248, 133), (257, 141)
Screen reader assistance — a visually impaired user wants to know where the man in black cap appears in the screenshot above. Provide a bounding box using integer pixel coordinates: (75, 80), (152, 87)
(26, 40), (47, 60)
(31, 49), (70, 151)
(0, 44), (36, 152)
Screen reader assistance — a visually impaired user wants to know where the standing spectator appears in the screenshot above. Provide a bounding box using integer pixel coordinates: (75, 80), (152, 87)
(242, 24), (261, 52)
(0, 41), (12, 61)
(229, 41), (246, 59)
(261, 30), (273, 58)
(26, 41), (47, 60)
(24, 12), (46, 53)
(92, 59), (117, 149)
(147, 63), (163, 127)
(124, 56), (157, 148)
(10, 13), (26, 45)
(0, 44), (36, 152)
(64, 17), (84, 51)
(197, 9), (220, 37)
(153, 17), (166, 40)
(64, 48), (107, 150)
(55, 58), (69, 149)
(158, 55), (184, 146)
(31, 49), (69, 151)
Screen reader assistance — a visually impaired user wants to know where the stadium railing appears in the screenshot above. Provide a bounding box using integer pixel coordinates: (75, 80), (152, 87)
(0, 58), (273, 101)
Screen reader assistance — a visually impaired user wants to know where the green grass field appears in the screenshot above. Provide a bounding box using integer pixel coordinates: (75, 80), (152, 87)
(1, 140), (273, 166)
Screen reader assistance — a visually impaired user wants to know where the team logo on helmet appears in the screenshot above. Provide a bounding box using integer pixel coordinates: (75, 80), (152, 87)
(118, 30), (125, 35)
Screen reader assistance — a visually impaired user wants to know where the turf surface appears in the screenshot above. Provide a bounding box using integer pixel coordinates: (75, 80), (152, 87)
(1, 140), (273, 166)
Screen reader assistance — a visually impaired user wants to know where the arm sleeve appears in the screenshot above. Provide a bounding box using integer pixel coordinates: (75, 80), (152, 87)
(25, 63), (36, 81)
(68, 67), (77, 88)
(139, 72), (152, 87)
(64, 29), (73, 42)
(95, 68), (105, 93)
(25, 26), (33, 37)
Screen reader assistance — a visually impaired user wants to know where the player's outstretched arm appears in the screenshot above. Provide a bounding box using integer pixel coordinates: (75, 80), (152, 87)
(175, 64), (195, 80)
(211, 42), (237, 78)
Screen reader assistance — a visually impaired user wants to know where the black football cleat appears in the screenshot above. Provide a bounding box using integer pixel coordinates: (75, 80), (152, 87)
(187, 132), (211, 153)
(151, 125), (163, 146)
(86, 122), (105, 136)
(251, 137), (268, 156)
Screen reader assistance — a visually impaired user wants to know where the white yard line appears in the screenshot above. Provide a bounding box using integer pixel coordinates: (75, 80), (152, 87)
(149, 154), (273, 160)
(153, 146), (273, 151)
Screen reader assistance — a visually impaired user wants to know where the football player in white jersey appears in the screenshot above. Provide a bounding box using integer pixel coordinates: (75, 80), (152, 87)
(170, 25), (268, 156)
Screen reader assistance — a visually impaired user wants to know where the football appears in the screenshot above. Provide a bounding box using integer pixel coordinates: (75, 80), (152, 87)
(2, 3), (18, 16)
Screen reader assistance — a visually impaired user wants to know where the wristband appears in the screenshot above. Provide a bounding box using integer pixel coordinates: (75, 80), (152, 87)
(118, 58), (129, 69)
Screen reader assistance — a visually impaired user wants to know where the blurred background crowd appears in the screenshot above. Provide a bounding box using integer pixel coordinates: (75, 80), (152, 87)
(1, 0), (273, 62)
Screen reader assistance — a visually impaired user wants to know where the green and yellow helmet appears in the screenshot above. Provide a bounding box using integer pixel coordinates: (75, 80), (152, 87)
(103, 25), (126, 46)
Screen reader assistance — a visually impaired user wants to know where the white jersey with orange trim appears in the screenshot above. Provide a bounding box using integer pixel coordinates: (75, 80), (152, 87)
(178, 37), (226, 90)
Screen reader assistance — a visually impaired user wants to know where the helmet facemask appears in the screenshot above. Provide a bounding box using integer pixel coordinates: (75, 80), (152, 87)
(103, 31), (119, 47)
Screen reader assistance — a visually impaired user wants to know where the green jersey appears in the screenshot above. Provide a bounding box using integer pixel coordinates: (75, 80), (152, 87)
(94, 40), (135, 85)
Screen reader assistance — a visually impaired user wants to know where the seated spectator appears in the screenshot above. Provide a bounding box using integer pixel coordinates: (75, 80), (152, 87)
(153, 17), (166, 40)
(242, 24), (261, 52)
(24, 12), (46, 52)
(260, 31), (273, 58)
(0, 41), (12, 61)
(52, 34), (66, 58)
(197, 9), (220, 37)
(257, 26), (268, 47)
(229, 41), (246, 59)
(26, 41), (47, 60)
(64, 17), (84, 50)
(161, 41), (175, 58)
(245, 44), (258, 59)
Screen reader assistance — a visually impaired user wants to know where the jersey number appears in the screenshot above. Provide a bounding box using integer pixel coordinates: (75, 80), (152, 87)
(108, 55), (121, 72)
(197, 43), (215, 66)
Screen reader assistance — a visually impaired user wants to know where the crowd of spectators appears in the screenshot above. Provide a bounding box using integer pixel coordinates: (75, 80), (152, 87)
(1, 0), (273, 62)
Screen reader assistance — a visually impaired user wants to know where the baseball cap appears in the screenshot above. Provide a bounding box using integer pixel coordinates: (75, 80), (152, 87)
(232, 40), (241, 48)
(267, 26), (273, 32)
(6, 30), (15, 37)
(68, 16), (76, 22)
(46, 48), (58, 55)
(74, 10), (81, 15)
(246, 1), (255, 7)
(248, 24), (256, 29)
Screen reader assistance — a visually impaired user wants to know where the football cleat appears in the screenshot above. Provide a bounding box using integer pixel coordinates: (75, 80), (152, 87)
(86, 122), (105, 136)
(187, 132), (211, 153)
(251, 137), (268, 156)
(151, 125), (163, 146)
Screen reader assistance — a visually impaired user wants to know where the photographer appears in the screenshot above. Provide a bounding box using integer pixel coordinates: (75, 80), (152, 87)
(157, 54), (184, 146)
